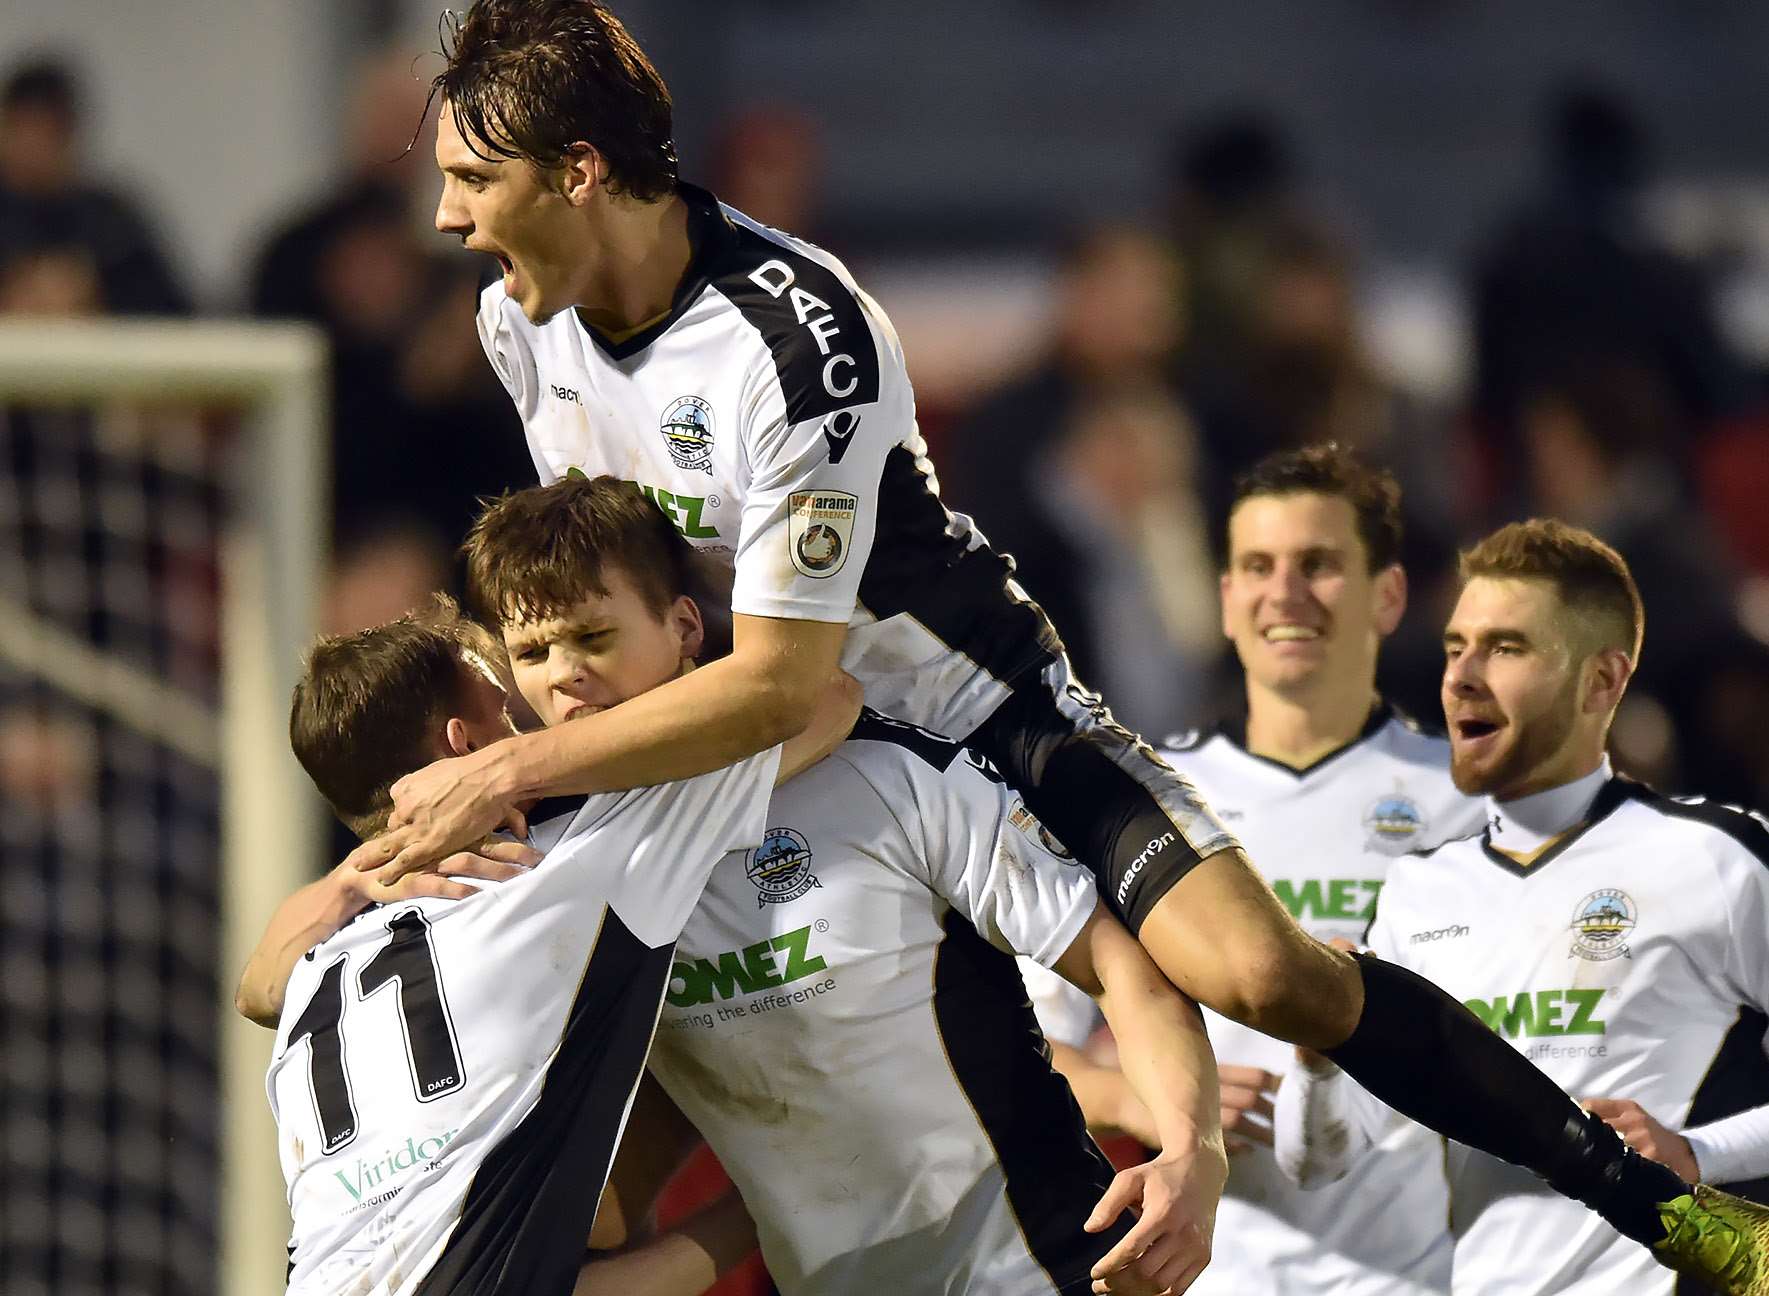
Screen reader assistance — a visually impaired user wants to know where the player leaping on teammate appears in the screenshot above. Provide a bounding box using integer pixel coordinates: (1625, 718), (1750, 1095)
(341, 3), (1769, 1288)
(246, 477), (1226, 1296)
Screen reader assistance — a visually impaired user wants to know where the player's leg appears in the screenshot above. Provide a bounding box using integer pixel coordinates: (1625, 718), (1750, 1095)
(969, 653), (1766, 1291)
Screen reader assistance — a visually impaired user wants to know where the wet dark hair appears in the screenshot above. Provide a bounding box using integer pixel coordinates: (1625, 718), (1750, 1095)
(1229, 443), (1403, 572)
(433, 0), (677, 199)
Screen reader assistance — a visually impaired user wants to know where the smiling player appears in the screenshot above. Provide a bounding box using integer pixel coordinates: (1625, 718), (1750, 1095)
(1276, 520), (1769, 1294)
(345, 5), (1769, 1285)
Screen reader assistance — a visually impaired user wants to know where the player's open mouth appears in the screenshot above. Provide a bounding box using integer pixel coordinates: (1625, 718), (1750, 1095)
(562, 702), (603, 723)
(1261, 624), (1321, 642)
(1454, 718), (1502, 740)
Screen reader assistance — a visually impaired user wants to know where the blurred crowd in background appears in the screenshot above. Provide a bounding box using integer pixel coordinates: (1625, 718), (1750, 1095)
(8, 39), (1769, 812)
(9, 14), (1769, 1291)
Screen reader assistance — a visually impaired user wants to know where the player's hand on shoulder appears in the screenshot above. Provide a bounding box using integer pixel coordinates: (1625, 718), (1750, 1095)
(1218, 1065), (1280, 1155)
(1086, 1138), (1225, 1295)
(335, 837), (540, 905)
(1583, 1097), (1700, 1182)
(349, 750), (529, 886)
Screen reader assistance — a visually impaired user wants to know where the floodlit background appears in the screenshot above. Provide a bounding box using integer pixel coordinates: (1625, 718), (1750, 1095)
(6, 2), (1769, 1292)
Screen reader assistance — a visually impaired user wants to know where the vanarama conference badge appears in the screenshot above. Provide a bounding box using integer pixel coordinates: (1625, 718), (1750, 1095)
(788, 490), (858, 578)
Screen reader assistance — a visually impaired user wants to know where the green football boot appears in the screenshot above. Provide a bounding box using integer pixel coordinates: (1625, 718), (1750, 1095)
(1655, 1185), (1769, 1295)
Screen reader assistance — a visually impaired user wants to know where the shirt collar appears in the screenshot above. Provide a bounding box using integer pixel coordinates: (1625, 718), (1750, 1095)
(1487, 757), (1612, 854)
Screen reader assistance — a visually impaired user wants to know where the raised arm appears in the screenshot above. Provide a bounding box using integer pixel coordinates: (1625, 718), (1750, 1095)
(1052, 904), (1227, 1295)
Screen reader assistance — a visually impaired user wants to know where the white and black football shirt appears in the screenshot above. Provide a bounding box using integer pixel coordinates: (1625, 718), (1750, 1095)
(477, 185), (1054, 742)
(645, 713), (1122, 1296)
(1023, 704), (1479, 1295)
(267, 747), (779, 1296)
(1320, 767), (1769, 1295)
(1167, 706), (1480, 1296)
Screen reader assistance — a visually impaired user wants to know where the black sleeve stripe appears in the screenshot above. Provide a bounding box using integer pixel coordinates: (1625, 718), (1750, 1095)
(415, 908), (673, 1295)
(846, 707), (967, 771)
(1625, 782), (1769, 869)
(932, 910), (1130, 1290)
(1684, 1008), (1769, 1200)
(706, 222), (882, 424)
(526, 794), (591, 832)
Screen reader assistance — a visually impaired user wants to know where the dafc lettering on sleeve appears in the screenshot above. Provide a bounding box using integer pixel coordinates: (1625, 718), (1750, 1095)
(713, 234), (881, 424)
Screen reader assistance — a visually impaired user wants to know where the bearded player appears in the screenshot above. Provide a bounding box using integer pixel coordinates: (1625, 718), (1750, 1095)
(345, 3), (1769, 1284)
(1275, 520), (1769, 1293)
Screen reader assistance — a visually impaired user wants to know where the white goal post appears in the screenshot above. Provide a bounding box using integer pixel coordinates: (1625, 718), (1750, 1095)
(0, 318), (327, 1296)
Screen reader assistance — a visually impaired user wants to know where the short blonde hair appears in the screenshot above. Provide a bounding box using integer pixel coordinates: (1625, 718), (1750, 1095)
(1459, 519), (1643, 661)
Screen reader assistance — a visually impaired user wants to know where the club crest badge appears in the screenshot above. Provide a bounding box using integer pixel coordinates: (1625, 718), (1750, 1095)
(787, 490), (858, 578)
(746, 827), (820, 907)
(1569, 888), (1635, 961)
(1364, 792), (1427, 855)
(1008, 800), (1074, 859)
(659, 396), (715, 474)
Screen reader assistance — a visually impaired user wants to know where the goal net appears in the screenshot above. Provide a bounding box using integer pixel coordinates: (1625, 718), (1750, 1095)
(0, 319), (326, 1296)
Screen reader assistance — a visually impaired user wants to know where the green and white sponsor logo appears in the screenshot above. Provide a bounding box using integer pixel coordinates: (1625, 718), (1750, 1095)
(562, 467), (721, 539)
(334, 1127), (460, 1203)
(1464, 987), (1607, 1039)
(667, 925), (827, 1008)
(1271, 878), (1383, 922)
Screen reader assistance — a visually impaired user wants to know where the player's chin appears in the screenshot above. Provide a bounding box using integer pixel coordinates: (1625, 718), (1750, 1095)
(1448, 742), (1508, 796)
(521, 294), (561, 326)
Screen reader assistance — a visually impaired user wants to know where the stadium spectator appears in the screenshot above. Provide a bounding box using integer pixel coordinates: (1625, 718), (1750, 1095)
(0, 56), (189, 316)
(1470, 82), (1749, 448)
(1518, 354), (1743, 687)
(940, 225), (1214, 726)
(705, 103), (826, 245)
(1166, 110), (1304, 398)
(247, 48), (531, 624)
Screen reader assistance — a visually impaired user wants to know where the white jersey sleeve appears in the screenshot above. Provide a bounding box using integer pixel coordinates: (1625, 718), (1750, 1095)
(1712, 819), (1769, 1015)
(835, 715), (1097, 969)
(906, 748), (1096, 968)
(474, 279), (551, 482)
(548, 743), (784, 946)
(724, 256), (913, 626)
(1678, 805), (1769, 1183)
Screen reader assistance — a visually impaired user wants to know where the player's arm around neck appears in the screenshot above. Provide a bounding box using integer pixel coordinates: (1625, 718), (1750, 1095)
(487, 614), (850, 797)
(1055, 902), (1228, 1292)
(356, 616), (852, 883)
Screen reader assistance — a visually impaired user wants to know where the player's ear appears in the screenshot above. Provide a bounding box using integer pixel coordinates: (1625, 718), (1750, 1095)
(1218, 567), (1235, 640)
(1582, 646), (1633, 716)
(559, 142), (606, 207)
(1374, 563), (1407, 636)
(669, 594), (704, 663)
(445, 716), (476, 757)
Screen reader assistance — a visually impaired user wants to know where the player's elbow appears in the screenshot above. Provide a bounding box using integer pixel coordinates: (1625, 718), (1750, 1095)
(235, 980), (280, 1030)
(746, 675), (814, 746)
(746, 664), (855, 746)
